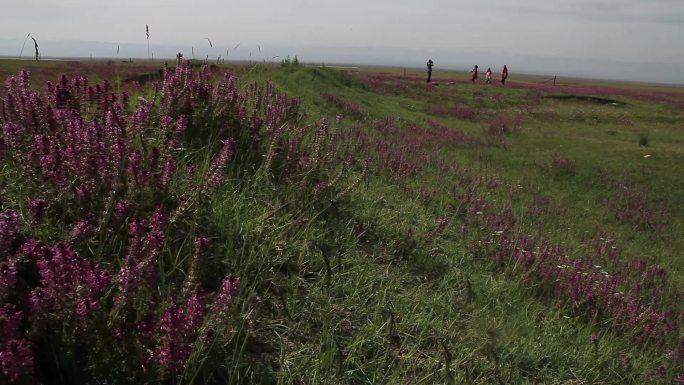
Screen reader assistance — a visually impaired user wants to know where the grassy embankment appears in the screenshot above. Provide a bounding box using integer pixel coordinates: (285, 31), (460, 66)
(1, 58), (682, 384)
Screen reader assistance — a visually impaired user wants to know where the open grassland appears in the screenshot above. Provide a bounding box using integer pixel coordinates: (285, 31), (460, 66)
(1, 58), (683, 384)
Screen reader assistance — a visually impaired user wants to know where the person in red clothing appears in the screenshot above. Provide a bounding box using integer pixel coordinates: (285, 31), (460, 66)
(501, 65), (508, 85)
(471, 65), (478, 83)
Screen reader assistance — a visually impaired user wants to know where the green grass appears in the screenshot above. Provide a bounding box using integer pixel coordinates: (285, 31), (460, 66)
(1, 59), (683, 384)
(234, 63), (684, 383)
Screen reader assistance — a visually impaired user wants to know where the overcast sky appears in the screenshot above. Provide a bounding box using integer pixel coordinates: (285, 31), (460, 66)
(1, 0), (683, 83)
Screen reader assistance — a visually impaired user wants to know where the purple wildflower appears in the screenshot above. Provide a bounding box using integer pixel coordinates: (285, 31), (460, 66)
(156, 289), (209, 372)
(183, 236), (210, 293)
(362, 159), (371, 175)
(17, 239), (46, 262)
(157, 303), (188, 372)
(185, 288), (208, 333)
(590, 334), (599, 350)
(73, 185), (92, 201)
(175, 115), (188, 135)
(149, 147), (161, 185)
(75, 298), (99, 319)
(0, 263), (18, 299)
(215, 275), (240, 312)
(186, 164), (196, 178)
(438, 216), (450, 228)
(113, 201), (128, 223)
(28, 198), (48, 222)
(117, 258), (142, 306)
(206, 138), (235, 189)
(0, 210), (20, 254)
(652, 366), (667, 379)
(131, 102), (151, 133)
(0, 138), (6, 160)
(128, 216), (146, 238)
(85, 265), (112, 297)
(675, 337), (684, 362)
(193, 236), (210, 256)
(145, 206), (167, 257)
(135, 311), (158, 347)
(320, 92), (363, 117)
(0, 305), (32, 382)
(69, 214), (96, 241)
(313, 180), (330, 195)
(127, 216), (147, 258)
(29, 242), (111, 319)
(160, 159), (176, 188)
(0, 338), (33, 382)
(110, 138), (127, 180)
(128, 150), (143, 186)
(0, 304), (23, 341)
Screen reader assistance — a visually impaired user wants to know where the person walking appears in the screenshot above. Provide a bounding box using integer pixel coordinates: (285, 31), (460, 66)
(471, 65), (479, 83)
(501, 65), (508, 85)
(426, 59), (434, 83)
(485, 68), (492, 84)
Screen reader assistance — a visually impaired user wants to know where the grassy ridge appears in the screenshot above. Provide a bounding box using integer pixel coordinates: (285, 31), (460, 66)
(242, 63), (684, 272)
(235, 63), (684, 383)
(1, 59), (683, 384)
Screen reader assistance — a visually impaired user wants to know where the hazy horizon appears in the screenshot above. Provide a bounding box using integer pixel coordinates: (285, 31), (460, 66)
(1, 0), (683, 84)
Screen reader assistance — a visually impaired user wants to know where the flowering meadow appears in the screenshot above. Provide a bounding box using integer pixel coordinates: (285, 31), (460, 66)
(1, 59), (683, 384)
(0, 55), (368, 383)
